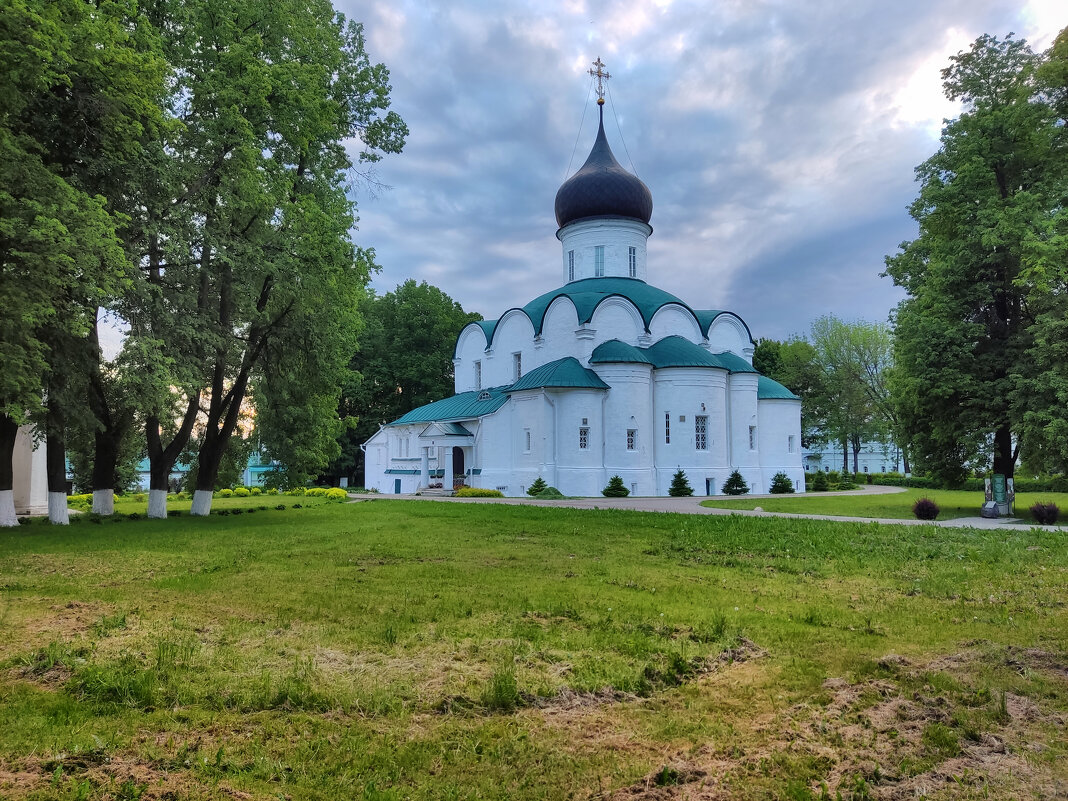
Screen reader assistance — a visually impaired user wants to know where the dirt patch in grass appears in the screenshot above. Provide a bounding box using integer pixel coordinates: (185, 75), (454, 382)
(0, 752), (206, 801)
(602, 645), (1067, 800)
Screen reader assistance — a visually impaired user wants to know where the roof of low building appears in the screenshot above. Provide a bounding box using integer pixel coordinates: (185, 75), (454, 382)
(757, 375), (800, 400)
(388, 386), (510, 426)
(589, 339), (654, 365)
(643, 336), (757, 372)
(509, 356), (610, 391)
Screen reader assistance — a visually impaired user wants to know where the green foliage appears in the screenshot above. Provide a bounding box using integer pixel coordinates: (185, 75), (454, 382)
(454, 487), (504, 498)
(602, 475), (630, 497)
(721, 470), (749, 496)
(527, 477), (548, 496)
(668, 469), (694, 497)
(770, 472), (795, 494)
(217, 489), (234, 499)
(811, 471), (829, 492)
(535, 486), (565, 499)
(233, 488), (250, 498)
(324, 488), (348, 501)
(753, 337), (828, 449)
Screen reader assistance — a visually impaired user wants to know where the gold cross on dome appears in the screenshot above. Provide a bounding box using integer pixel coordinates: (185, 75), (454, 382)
(588, 57), (610, 103)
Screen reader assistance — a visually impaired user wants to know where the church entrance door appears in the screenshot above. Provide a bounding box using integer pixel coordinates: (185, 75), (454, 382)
(452, 447), (465, 489)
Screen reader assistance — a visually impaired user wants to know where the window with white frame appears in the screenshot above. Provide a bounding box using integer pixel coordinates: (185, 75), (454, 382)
(749, 425), (757, 450)
(594, 245), (605, 277)
(664, 412), (670, 444)
(513, 352), (522, 380)
(474, 360), (481, 390)
(627, 429), (637, 450)
(579, 427), (589, 449)
(695, 415), (708, 450)
(628, 246), (636, 277)
(788, 435), (795, 453)
(568, 250), (574, 281)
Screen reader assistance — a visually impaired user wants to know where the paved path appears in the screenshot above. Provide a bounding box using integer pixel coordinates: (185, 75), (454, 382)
(350, 486), (1068, 532)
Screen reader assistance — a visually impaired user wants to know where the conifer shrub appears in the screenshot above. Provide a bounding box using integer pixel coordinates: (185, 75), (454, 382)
(811, 472), (829, 492)
(527, 477), (548, 496)
(602, 476), (630, 497)
(535, 486), (565, 499)
(1030, 502), (1059, 525)
(769, 472), (795, 494)
(913, 497), (940, 520)
(721, 470), (749, 496)
(668, 468), (693, 497)
(455, 487), (504, 498)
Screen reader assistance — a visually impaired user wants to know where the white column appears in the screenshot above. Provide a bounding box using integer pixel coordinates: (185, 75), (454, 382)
(444, 446), (454, 490)
(421, 447), (430, 487)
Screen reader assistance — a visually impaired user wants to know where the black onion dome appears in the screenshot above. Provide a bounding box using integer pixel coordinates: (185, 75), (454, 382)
(555, 106), (653, 228)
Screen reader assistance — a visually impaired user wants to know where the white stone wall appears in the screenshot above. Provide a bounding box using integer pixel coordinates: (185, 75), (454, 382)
(556, 218), (652, 282)
(758, 398), (805, 492)
(727, 373), (762, 492)
(707, 315), (755, 364)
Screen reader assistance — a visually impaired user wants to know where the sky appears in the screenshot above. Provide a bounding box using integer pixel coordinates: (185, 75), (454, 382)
(339, 0), (1066, 341)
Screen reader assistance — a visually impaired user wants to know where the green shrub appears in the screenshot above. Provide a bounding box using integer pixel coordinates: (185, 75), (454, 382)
(130, 492), (147, 503)
(266, 488), (279, 496)
(287, 487), (306, 496)
(455, 487), (504, 498)
(535, 486), (565, 499)
(526, 477), (548, 497)
(325, 488), (348, 501)
(668, 468), (693, 497)
(602, 475), (630, 497)
(234, 487), (250, 497)
(217, 489), (234, 498)
(721, 470), (749, 496)
(838, 479), (857, 491)
(769, 472), (794, 494)
(250, 487), (262, 496)
(811, 472), (829, 492)
(305, 487), (328, 497)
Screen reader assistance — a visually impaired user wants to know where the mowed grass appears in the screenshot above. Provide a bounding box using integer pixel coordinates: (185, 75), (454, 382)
(0, 498), (1066, 799)
(701, 487), (1068, 522)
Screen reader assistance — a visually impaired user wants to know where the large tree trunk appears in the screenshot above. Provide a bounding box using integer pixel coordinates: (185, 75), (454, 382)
(851, 434), (861, 475)
(992, 423), (1015, 478)
(0, 414), (19, 527)
(46, 427), (69, 525)
(841, 436), (849, 474)
(146, 392), (200, 519)
(901, 446), (911, 475)
(91, 426), (118, 515)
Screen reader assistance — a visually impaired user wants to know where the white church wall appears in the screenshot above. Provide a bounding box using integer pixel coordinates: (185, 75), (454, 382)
(536, 297), (581, 368)
(758, 399), (806, 493)
(727, 373), (762, 492)
(706, 315), (754, 362)
(557, 218), (652, 282)
(588, 297), (645, 347)
(454, 324), (490, 392)
(648, 305), (702, 343)
(652, 368), (729, 495)
(595, 364), (654, 496)
(552, 388), (608, 497)
(487, 310), (536, 387)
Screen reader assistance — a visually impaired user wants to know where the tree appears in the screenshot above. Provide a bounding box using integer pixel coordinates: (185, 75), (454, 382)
(886, 32), (1066, 485)
(527, 477), (548, 496)
(754, 337), (829, 448)
(720, 470), (749, 495)
(602, 475), (629, 497)
(769, 472), (795, 494)
(668, 468), (693, 497)
(335, 280), (482, 483)
(0, 0), (163, 525)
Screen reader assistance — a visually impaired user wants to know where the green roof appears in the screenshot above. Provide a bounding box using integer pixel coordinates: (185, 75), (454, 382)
(589, 339), (653, 365)
(642, 336), (757, 372)
(509, 357), (610, 392)
(757, 376), (800, 400)
(474, 319), (498, 342)
(389, 386), (510, 426)
(420, 421), (473, 437)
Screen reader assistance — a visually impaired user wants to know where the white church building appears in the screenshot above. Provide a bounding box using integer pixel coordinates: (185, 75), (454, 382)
(364, 76), (803, 497)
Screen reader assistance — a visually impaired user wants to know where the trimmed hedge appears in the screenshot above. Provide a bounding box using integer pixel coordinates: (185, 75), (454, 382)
(455, 487), (504, 498)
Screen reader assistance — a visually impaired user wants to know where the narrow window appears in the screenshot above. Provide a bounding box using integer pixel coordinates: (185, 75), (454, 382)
(627, 429), (637, 450)
(594, 245), (605, 277)
(628, 246), (636, 278)
(664, 412), (670, 444)
(474, 360), (481, 390)
(787, 435), (795, 453)
(568, 250), (575, 281)
(863, 465), (869, 473)
(579, 427), (589, 450)
(513, 352), (522, 381)
(749, 425), (757, 450)
(524, 429), (531, 453)
(695, 415), (708, 450)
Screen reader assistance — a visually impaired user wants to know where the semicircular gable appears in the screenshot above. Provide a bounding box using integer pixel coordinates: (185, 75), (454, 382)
(490, 307), (537, 351)
(589, 296), (645, 342)
(705, 312), (754, 356)
(454, 321), (492, 359)
(649, 303), (703, 341)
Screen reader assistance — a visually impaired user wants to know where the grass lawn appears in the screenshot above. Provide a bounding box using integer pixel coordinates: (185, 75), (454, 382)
(1, 498), (1066, 799)
(701, 488), (1068, 522)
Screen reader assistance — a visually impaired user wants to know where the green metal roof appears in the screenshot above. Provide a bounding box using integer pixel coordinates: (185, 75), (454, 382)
(509, 357), (610, 392)
(420, 421), (473, 437)
(389, 386), (510, 426)
(757, 375), (800, 400)
(710, 350), (758, 373)
(474, 319), (498, 342)
(642, 336), (757, 372)
(589, 339), (654, 365)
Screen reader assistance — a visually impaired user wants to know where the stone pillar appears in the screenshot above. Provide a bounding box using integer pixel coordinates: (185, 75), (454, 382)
(444, 446), (454, 491)
(421, 447), (430, 488)
(13, 426), (48, 516)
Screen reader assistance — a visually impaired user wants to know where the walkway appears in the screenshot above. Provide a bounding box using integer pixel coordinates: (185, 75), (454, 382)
(351, 485), (1068, 532)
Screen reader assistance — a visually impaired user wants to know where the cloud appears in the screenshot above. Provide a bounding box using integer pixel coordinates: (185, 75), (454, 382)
(345, 0), (1067, 340)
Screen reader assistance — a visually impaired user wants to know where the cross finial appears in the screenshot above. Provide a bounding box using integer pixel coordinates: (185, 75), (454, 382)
(588, 57), (610, 105)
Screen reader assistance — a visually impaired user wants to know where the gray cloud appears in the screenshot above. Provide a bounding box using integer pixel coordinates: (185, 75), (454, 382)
(344, 0), (1064, 339)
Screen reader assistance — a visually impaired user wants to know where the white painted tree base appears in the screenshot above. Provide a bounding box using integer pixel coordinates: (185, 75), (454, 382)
(148, 489), (168, 519)
(190, 489), (213, 516)
(0, 490), (18, 527)
(48, 492), (69, 525)
(92, 489), (114, 515)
